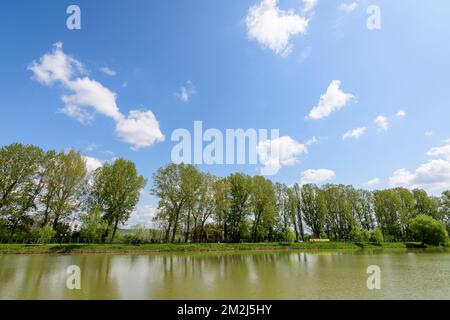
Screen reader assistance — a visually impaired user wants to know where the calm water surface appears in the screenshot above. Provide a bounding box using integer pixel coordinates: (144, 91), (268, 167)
(1, 249), (449, 299)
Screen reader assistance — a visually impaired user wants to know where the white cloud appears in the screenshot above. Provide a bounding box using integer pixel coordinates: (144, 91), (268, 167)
(257, 136), (309, 173)
(246, 0), (309, 56)
(176, 80), (196, 102)
(61, 77), (122, 123)
(124, 204), (158, 228)
(389, 160), (450, 194)
(302, 0), (318, 14)
(305, 136), (318, 146)
(116, 110), (165, 150)
(100, 67), (117, 76)
(389, 143), (450, 194)
(342, 127), (366, 140)
(306, 80), (355, 120)
(427, 144), (450, 160)
(366, 177), (381, 186)
(83, 156), (104, 172)
(28, 42), (84, 85)
(396, 109), (406, 118)
(29, 43), (164, 150)
(375, 115), (389, 131)
(300, 169), (336, 185)
(425, 131), (433, 136)
(339, 2), (359, 13)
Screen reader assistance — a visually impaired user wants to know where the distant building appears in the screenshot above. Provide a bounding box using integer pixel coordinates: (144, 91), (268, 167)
(69, 221), (81, 233)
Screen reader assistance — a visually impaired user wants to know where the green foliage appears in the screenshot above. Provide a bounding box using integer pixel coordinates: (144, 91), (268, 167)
(1, 142), (450, 247)
(37, 226), (56, 244)
(409, 214), (449, 246)
(368, 228), (384, 243)
(89, 158), (147, 243)
(300, 184), (326, 238)
(80, 208), (108, 243)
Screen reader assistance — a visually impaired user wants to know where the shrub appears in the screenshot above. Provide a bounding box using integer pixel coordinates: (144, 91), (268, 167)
(368, 228), (384, 243)
(37, 226), (56, 244)
(350, 228), (368, 242)
(409, 214), (449, 246)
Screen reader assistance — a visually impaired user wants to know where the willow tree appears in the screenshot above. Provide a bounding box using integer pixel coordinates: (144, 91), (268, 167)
(89, 158), (146, 243)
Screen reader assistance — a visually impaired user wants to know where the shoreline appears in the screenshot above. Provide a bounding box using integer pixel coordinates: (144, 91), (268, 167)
(0, 242), (427, 255)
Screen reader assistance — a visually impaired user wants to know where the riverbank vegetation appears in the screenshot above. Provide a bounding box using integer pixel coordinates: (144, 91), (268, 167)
(1, 143), (449, 247)
(0, 241), (423, 254)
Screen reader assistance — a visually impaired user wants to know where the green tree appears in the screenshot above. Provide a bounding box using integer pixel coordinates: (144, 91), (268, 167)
(151, 163), (202, 243)
(374, 189), (404, 241)
(250, 176), (276, 242)
(412, 189), (439, 219)
(45, 150), (87, 231)
(409, 214), (449, 246)
(212, 178), (230, 242)
(90, 158), (146, 243)
(0, 144), (46, 239)
(37, 225), (56, 244)
(80, 208), (108, 243)
(300, 184), (326, 238)
(292, 183), (305, 241)
(191, 173), (216, 242)
(227, 173), (252, 242)
(440, 191), (450, 233)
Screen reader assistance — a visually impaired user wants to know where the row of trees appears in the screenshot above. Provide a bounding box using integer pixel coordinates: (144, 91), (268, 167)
(152, 163), (450, 245)
(0, 143), (145, 243)
(1, 144), (449, 245)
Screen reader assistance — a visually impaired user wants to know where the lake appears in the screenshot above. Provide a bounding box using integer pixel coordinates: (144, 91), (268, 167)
(1, 249), (449, 299)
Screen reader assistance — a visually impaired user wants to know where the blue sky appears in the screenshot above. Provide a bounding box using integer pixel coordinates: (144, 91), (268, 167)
(1, 0), (450, 225)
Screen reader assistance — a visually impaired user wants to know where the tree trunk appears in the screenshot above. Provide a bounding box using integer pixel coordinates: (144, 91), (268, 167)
(171, 206), (182, 243)
(184, 208), (192, 243)
(110, 218), (119, 243)
(297, 207), (305, 241)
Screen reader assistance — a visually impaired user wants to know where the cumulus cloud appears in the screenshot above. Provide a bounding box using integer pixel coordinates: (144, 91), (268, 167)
(342, 127), (366, 140)
(28, 42), (84, 85)
(29, 43), (164, 149)
(176, 80), (196, 102)
(83, 156), (104, 172)
(339, 2), (359, 13)
(246, 0), (309, 56)
(116, 110), (165, 150)
(366, 177), (381, 186)
(100, 66), (117, 76)
(300, 169), (336, 185)
(375, 115), (389, 131)
(389, 143), (450, 194)
(306, 80), (355, 120)
(61, 77), (122, 123)
(257, 136), (309, 174)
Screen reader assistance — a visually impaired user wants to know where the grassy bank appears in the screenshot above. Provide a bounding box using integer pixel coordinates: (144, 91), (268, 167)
(0, 241), (419, 254)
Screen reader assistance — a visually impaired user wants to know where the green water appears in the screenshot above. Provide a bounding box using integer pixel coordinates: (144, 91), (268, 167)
(1, 249), (449, 299)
